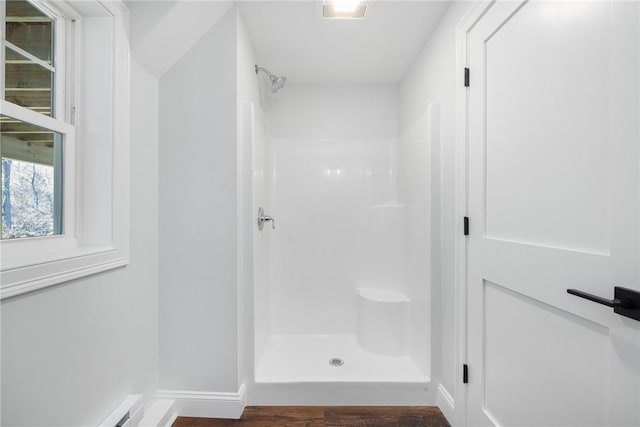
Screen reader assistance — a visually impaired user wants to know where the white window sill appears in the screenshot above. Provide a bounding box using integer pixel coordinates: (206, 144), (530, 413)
(1, 244), (129, 299)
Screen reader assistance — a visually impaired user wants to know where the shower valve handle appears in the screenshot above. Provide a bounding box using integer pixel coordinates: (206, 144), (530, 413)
(263, 216), (275, 230)
(257, 207), (275, 230)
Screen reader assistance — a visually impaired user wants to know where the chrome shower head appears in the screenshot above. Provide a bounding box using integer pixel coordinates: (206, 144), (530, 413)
(255, 65), (287, 93)
(271, 75), (287, 92)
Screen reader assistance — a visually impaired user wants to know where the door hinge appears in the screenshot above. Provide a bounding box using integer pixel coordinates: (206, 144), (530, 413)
(464, 217), (469, 236)
(464, 67), (470, 87)
(463, 364), (469, 384)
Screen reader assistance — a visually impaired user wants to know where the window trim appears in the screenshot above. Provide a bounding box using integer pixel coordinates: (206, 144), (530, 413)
(0, 0), (130, 299)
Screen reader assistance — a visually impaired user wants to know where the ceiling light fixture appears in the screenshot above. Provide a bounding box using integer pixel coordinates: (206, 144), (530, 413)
(332, 0), (360, 13)
(322, 0), (367, 19)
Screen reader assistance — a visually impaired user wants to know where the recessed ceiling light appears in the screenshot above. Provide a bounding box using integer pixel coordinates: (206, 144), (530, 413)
(332, 0), (361, 13)
(322, 0), (367, 19)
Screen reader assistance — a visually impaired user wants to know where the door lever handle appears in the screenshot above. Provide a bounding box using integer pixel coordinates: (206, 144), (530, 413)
(567, 287), (640, 321)
(567, 289), (634, 309)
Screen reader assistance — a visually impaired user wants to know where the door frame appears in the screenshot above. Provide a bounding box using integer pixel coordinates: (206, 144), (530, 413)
(452, 1), (495, 426)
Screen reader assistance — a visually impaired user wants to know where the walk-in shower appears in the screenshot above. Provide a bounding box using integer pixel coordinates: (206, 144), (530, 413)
(249, 82), (437, 404)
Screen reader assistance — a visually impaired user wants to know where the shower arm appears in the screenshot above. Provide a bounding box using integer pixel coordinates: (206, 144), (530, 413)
(255, 65), (274, 79)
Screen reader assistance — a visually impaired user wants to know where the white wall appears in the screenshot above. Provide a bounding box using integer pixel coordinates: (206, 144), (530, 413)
(399, 0), (473, 408)
(264, 85), (402, 338)
(158, 8), (239, 393)
(128, 0), (234, 78)
(236, 8), (265, 395)
(0, 59), (159, 426)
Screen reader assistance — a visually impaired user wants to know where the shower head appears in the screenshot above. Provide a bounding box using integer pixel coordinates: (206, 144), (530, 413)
(271, 75), (287, 92)
(255, 65), (287, 93)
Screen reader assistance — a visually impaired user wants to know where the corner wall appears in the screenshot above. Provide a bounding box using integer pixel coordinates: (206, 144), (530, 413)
(158, 7), (262, 417)
(399, 1), (473, 420)
(236, 7), (265, 399)
(158, 8), (238, 396)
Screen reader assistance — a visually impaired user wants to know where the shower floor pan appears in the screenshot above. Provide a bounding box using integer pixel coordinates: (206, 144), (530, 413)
(255, 334), (428, 383)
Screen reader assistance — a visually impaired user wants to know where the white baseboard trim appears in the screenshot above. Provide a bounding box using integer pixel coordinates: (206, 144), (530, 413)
(436, 384), (455, 425)
(157, 384), (246, 419)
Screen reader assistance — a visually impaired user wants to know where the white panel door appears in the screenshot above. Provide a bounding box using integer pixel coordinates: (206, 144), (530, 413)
(466, 1), (640, 426)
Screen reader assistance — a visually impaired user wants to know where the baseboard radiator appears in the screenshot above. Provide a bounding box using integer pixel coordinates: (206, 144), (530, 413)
(98, 395), (145, 427)
(98, 395), (177, 427)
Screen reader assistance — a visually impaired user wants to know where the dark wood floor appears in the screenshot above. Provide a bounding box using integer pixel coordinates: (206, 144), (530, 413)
(172, 406), (450, 427)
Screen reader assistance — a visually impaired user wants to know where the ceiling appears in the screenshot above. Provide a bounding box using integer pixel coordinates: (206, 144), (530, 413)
(128, 0), (234, 77)
(237, 1), (451, 85)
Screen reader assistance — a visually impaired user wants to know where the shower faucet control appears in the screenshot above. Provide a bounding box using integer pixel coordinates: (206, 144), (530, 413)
(257, 207), (275, 231)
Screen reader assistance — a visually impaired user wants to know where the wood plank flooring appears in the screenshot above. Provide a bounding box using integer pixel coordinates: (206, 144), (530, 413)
(172, 406), (450, 427)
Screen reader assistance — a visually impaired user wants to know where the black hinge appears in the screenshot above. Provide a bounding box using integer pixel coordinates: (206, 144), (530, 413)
(464, 217), (469, 236)
(463, 364), (469, 384)
(464, 67), (470, 87)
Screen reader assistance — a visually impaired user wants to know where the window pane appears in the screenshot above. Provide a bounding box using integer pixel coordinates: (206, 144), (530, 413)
(5, 0), (54, 63)
(4, 47), (53, 115)
(1, 115), (62, 239)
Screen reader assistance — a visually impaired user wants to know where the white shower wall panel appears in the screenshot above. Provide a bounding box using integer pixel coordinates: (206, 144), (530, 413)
(252, 106), (270, 364)
(397, 104), (437, 376)
(266, 86), (403, 336)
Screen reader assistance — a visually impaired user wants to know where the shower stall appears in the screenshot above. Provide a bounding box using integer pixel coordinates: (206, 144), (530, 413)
(250, 81), (439, 403)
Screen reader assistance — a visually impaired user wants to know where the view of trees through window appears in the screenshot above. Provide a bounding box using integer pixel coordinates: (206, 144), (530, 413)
(1, 114), (61, 240)
(2, 0), (60, 240)
(1, 157), (55, 239)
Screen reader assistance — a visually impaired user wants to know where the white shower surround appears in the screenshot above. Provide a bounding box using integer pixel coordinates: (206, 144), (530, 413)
(251, 85), (435, 399)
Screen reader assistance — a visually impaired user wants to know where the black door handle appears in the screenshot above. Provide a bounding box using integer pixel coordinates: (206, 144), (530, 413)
(567, 287), (640, 321)
(567, 289), (634, 308)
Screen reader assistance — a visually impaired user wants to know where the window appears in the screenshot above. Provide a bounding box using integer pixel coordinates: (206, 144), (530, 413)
(2, 0), (67, 239)
(0, 0), (130, 299)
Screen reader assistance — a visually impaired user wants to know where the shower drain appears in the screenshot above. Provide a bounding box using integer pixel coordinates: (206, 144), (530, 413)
(329, 358), (344, 367)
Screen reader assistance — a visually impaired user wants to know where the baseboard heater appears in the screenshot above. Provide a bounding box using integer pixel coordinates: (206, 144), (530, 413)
(98, 395), (177, 427)
(98, 395), (144, 427)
